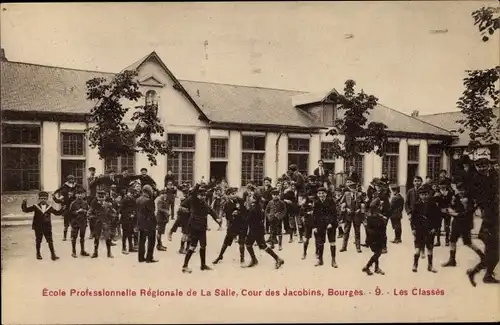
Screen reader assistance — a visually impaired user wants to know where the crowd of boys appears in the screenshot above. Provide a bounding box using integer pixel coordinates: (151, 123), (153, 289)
(21, 153), (498, 285)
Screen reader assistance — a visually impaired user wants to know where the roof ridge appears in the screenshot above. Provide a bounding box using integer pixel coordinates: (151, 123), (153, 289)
(419, 111), (462, 117)
(178, 79), (309, 93)
(377, 104), (453, 135)
(1, 60), (116, 75)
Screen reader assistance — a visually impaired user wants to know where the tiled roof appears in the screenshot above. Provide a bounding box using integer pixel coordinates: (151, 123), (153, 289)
(1, 60), (112, 114)
(0, 57), (453, 137)
(178, 80), (315, 128)
(419, 110), (499, 146)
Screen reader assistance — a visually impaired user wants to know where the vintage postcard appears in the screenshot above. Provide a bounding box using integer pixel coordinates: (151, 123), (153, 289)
(1, 1), (499, 324)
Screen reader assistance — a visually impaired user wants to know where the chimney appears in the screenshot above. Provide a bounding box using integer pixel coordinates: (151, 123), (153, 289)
(1, 48), (7, 62)
(411, 110), (419, 117)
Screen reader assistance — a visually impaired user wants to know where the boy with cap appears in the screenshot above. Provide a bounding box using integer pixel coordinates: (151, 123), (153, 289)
(312, 187), (339, 267)
(22, 191), (64, 260)
(442, 182), (484, 268)
(156, 189), (169, 252)
(68, 188), (90, 257)
(410, 184), (441, 273)
(466, 151), (499, 285)
(136, 185), (158, 263)
(371, 178), (390, 253)
(213, 187), (247, 265)
(54, 175), (79, 241)
(87, 190), (115, 258)
(340, 177), (363, 253)
(245, 195), (285, 269)
(180, 185), (222, 273)
(405, 175), (426, 259)
(283, 181), (300, 243)
(388, 185), (404, 244)
(120, 187), (137, 254)
(433, 178), (454, 247)
(265, 188), (287, 250)
(259, 177), (274, 234)
(362, 197), (387, 275)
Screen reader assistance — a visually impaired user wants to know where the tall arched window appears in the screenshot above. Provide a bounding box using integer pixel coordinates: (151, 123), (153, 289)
(145, 90), (158, 106)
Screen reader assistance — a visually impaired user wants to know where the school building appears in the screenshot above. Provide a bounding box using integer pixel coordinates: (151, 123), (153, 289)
(2, 49), (467, 208)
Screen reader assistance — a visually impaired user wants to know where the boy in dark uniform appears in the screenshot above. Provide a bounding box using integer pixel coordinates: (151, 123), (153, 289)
(164, 180), (178, 220)
(259, 177), (274, 234)
(405, 176), (425, 259)
(68, 188), (90, 257)
(21, 191), (64, 260)
(334, 186), (346, 238)
(442, 182), (484, 267)
(88, 191), (115, 258)
(283, 181), (300, 243)
(362, 197), (387, 275)
(265, 189), (287, 250)
(411, 184), (441, 273)
(245, 196), (285, 269)
(312, 187), (338, 267)
(340, 178), (363, 253)
(87, 167), (99, 239)
(54, 175), (78, 241)
(467, 152), (499, 285)
(213, 187), (247, 265)
(433, 179), (453, 247)
(120, 187), (137, 254)
(300, 191), (316, 260)
(156, 189), (169, 252)
(180, 186), (222, 273)
(168, 185), (191, 254)
(388, 185), (404, 244)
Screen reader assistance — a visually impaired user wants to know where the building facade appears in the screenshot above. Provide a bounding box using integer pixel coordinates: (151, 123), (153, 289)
(1, 50), (456, 211)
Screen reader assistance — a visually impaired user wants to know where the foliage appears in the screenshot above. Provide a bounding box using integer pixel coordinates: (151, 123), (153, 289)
(85, 70), (172, 166)
(326, 80), (388, 159)
(456, 6), (500, 151)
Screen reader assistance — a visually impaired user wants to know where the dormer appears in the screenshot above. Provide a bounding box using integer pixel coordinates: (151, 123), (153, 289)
(292, 88), (338, 126)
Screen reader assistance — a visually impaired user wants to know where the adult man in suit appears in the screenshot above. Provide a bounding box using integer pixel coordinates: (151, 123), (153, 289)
(136, 185), (158, 263)
(314, 160), (330, 188)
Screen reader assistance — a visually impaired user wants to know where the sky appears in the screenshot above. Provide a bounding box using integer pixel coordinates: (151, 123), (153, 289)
(1, 1), (498, 116)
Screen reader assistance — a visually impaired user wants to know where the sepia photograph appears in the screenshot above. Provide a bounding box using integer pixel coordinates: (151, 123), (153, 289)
(1, 1), (499, 323)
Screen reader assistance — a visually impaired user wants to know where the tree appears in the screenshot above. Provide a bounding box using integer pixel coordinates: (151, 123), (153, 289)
(456, 6), (500, 152)
(85, 70), (172, 166)
(325, 79), (389, 159)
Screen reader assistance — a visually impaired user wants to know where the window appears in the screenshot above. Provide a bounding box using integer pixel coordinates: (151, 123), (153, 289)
(241, 135), (265, 186)
(145, 90), (158, 106)
(2, 124), (41, 192)
(427, 144), (442, 181)
(104, 134), (135, 174)
(288, 137), (310, 175)
(344, 155), (364, 184)
(408, 146), (419, 163)
(60, 132), (86, 186)
(167, 133), (195, 184)
(382, 142), (399, 183)
(322, 105), (335, 126)
(320, 142), (336, 174)
(211, 138), (228, 159)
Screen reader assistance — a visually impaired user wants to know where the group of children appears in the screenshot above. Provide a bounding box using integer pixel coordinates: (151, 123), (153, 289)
(21, 157), (498, 285)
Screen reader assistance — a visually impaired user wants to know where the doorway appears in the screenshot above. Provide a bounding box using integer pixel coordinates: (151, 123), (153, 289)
(406, 163), (419, 190)
(210, 161), (227, 182)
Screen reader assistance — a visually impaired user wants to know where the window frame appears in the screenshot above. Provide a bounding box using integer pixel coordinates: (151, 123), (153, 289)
(1, 123), (42, 193)
(59, 131), (87, 187)
(320, 141), (336, 174)
(288, 137), (310, 176)
(427, 144), (442, 181)
(167, 133), (196, 185)
(241, 135), (266, 186)
(382, 142), (399, 184)
(210, 138), (228, 160)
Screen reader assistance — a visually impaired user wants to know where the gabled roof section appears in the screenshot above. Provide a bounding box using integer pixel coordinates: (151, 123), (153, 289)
(419, 109), (499, 146)
(0, 60), (113, 114)
(179, 80), (317, 128)
(292, 88), (338, 107)
(120, 51), (210, 121)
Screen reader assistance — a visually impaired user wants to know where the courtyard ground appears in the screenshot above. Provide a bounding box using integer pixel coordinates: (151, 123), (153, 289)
(1, 217), (499, 324)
